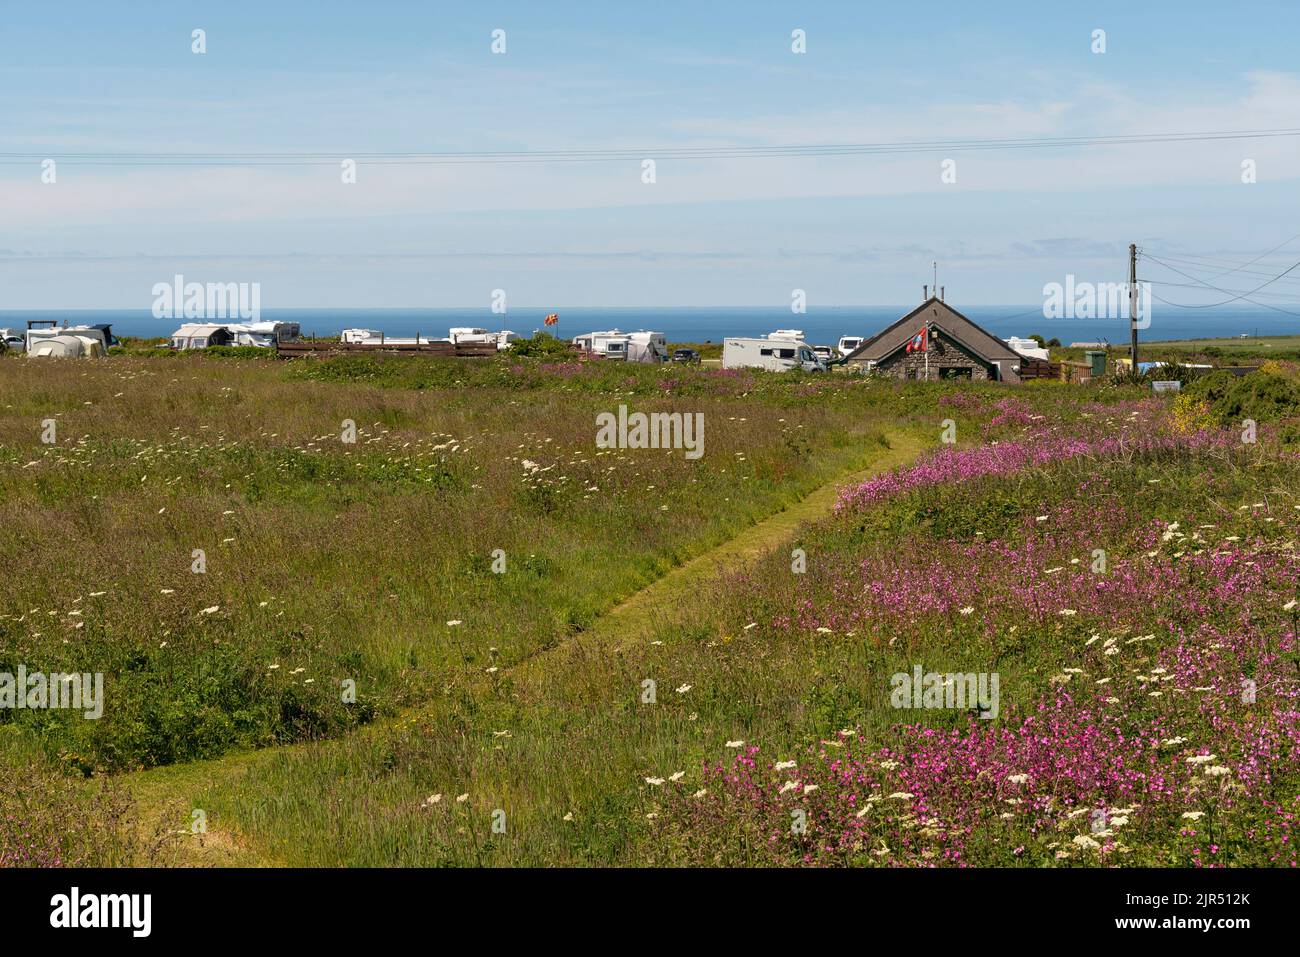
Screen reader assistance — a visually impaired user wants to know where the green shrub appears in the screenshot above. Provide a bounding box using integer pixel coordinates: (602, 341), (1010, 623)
(508, 332), (577, 360)
(1184, 369), (1300, 423)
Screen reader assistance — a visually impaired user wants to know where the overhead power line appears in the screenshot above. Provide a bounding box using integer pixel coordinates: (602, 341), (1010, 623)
(1146, 280), (1300, 301)
(1192, 231), (1300, 280)
(1142, 250), (1300, 318)
(1149, 255), (1300, 285)
(3, 127), (1299, 167)
(1149, 290), (1300, 319)
(1142, 251), (1300, 307)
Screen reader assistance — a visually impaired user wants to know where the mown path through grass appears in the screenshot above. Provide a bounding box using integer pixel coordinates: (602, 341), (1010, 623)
(125, 429), (927, 865)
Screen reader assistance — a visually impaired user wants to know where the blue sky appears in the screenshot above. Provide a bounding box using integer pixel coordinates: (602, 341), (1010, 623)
(2, 0), (1299, 309)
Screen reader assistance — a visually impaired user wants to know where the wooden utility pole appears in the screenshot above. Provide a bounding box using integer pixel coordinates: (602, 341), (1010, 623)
(1128, 243), (1139, 369)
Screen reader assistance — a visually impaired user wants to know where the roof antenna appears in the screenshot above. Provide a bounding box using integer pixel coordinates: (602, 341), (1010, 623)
(932, 261), (938, 298)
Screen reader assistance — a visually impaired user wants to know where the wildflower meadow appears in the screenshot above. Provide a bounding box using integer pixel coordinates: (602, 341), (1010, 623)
(1, 352), (1298, 868)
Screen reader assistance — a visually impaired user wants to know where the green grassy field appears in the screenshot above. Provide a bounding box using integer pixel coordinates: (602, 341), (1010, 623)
(2, 351), (1298, 867)
(1051, 334), (1300, 365)
(1148, 334), (1300, 351)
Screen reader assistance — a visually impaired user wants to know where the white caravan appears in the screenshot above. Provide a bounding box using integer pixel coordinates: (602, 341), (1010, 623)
(338, 328), (447, 346)
(626, 331), (668, 363)
(572, 330), (632, 360)
(449, 327), (521, 350)
(722, 336), (827, 372)
(836, 335), (864, 358)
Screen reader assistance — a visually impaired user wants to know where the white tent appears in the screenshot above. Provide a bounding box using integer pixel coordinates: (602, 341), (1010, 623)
(27, 334), (104, 358)
(25, 326), (109, 357)
(169, 324), (234, 349)
(626, 331), (668, 363)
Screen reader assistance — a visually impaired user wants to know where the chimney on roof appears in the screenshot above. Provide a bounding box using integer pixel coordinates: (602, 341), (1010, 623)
(940, 286), (945, 302)
(923, 284), (928, 301)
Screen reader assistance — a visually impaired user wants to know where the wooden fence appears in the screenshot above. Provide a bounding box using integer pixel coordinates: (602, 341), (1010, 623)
(1018, 358), (1095, 383)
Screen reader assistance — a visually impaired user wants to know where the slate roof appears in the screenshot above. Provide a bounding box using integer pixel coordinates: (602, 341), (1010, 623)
(845, 298), (1021, 364)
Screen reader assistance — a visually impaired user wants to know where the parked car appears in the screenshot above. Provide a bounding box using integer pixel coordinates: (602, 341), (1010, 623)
(672, 348), (700, 363)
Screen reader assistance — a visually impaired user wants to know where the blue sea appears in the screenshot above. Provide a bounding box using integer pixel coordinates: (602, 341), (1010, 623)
(1, 305), (1295, 346)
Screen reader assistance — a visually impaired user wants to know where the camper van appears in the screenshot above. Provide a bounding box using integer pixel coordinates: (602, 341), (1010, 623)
(572, 330), (632, 360)
(722, 336), (826, 373)
(836, 336), (863, 358)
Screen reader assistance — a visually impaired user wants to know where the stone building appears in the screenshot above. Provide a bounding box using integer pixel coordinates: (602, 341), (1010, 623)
(843, 297), (1022, 383)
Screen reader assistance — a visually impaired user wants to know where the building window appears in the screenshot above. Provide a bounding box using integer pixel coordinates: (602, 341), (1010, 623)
(939, 367), (973, 379)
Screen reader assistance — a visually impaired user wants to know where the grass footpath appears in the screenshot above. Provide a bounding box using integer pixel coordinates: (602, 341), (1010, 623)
(124, 429), (927, 866)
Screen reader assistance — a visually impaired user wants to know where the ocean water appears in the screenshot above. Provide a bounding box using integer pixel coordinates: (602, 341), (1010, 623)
(1, 305), (1295, 346)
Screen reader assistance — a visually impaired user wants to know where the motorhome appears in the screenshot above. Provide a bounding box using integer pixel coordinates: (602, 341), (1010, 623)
(769, 329), (805, 341)
(227, 320), (300, 347)
(722, 336), (826, 372)
(836, 335), (863, 358)
(81, 322), (118, 347)
(572, 330), (632, 360)
(168, 324), (235, 350)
